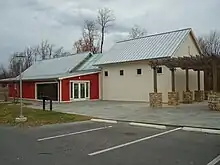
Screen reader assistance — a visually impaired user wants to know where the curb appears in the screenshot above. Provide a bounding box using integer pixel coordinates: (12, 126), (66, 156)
(182, 127), (220, 135)
(91, 118), (118, 124)
(129, 122), (166, 129)
(90, 118), (220, 135)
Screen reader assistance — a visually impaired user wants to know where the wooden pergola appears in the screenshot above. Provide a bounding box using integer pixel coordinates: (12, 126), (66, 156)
(149, 54), (220, 94)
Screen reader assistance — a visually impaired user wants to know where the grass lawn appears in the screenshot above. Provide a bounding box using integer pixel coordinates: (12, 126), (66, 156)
(0, 103), (91, 127)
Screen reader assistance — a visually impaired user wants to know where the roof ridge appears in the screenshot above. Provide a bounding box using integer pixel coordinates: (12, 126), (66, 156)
(36, 51), (92, 62)
(116, 27), (192, 44)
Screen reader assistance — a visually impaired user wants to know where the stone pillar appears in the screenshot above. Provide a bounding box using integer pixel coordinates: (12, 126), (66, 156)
(194, 90), (204, 102)
(208, 93), (220, 111)
(168, 92), (179, 106)
(149, 93), (162, 108)
(183, 91), (193, 104)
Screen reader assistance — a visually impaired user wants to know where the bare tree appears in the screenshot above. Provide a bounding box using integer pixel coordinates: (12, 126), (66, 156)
(36, 40), (67, 60)
(97, 8), (115, 53)
(8, 52), (23, 77)
(74, 20), (100, 54)
(128, 25), (147, 39)
(198, 31), (220, 56)
(36, 40), (54, 60)
(23, 47), (34, 69)
(83, 20), (97, 51)
(0, 64), (9, 79)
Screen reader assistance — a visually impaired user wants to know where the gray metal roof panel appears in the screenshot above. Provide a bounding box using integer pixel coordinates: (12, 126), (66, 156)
(95, 28), (191, 65)
(0, 70), (99, 82)
(77, 53), (103, 71)
(21, 52), (91, 79)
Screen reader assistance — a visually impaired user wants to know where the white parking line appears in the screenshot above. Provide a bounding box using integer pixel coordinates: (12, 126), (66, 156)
(207, 155), (220, 165)
(37, 126), (112, 142)
(88, 127), (181, 156)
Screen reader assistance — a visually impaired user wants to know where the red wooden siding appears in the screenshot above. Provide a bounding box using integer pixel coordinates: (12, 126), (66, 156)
(8, 82), (35, 99)
(61, 73), (99, 101)
(22, 82), (35, 99)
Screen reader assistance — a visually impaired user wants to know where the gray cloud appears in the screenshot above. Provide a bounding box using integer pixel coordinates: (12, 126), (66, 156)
(0, 0), (220, 66)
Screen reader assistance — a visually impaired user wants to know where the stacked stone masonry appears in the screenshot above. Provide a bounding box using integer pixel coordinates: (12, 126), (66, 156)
(208, 93), (220, 111)
(183, 91), (193, 104)
(149, 92), (162, 108)
(194, 90), (204, 102)
(168, 92), (179, 106)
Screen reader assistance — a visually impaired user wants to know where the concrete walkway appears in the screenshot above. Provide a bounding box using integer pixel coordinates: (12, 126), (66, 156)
(29, 100), (220, 129)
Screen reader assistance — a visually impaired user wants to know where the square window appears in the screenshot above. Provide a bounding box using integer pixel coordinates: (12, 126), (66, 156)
(120, 70), (124, 76)
(137, 69), (142, 75)
(157, 67), (162, 73)
(104, 71), (108, 76)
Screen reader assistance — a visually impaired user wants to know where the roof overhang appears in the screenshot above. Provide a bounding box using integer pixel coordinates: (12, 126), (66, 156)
(59, 71), (100, 80)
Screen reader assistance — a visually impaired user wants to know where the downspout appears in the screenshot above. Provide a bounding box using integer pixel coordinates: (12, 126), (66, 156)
(59, 79), (62, 103)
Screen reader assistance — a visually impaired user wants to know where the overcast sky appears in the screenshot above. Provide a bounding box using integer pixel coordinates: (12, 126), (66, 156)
(0, 0), (220, 65)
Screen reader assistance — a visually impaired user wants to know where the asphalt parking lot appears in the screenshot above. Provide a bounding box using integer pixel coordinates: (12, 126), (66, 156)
(0, 121), (220, 165)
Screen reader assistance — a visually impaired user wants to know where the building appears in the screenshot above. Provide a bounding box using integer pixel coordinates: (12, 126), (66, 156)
(1, 28), (204, 104)
(1, 52), (102, 102)
(95, 28), (204, 103)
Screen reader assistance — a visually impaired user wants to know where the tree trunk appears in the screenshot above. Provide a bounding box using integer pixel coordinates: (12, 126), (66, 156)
(100, 28), (105, 53)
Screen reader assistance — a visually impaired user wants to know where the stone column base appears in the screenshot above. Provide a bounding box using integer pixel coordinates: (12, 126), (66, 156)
(168, 92), (179, 106)
(149, 92), (162, 108)
(194, 90), (204, 102)
(208, 94), (220, 111)
(183, 91), (193, 104)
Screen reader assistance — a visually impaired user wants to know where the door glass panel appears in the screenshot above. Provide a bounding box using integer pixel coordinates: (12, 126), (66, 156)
(86, 82), (89, 98)
(74, 83), (79, 99)
(80, 83), (85, 98)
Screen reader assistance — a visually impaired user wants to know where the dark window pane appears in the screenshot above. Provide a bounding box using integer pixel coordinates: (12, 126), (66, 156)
(157, 67), (162, 73)
(104, 71), (108, 76)
(86, 82), (89, 98)
(137, 69), (142, 75)
(120, 70), (124, 76)
(74, 83), (79, 99)
(70, 82), (73, 98)
(80, 83), (85, 98)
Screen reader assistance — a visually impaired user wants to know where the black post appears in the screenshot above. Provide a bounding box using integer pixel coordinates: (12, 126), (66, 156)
(43, 97), (45, 110)
(50, 99), (52, 111)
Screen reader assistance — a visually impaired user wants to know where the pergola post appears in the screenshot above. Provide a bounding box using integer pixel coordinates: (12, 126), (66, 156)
(194, 70), (204, 102)
(171, 68), (175, 92)
(197, 70), (200, 91)
(183, 68), (193, 104)
(212, 60), (217, 92)
(185, 68), (189, 91)
(149, 66), (162, 108)
(168, 68), (179, 105)
(153, 67), (157, 93)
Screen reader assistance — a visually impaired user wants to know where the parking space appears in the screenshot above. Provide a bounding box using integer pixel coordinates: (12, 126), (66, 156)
(0, 121), (220, 165)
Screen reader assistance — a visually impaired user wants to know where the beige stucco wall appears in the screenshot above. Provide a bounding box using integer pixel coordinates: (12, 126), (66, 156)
(101, 33), (204, 102)
(174, 32), (200, 57)
(102, 61), (154, 102)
